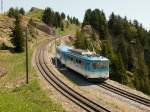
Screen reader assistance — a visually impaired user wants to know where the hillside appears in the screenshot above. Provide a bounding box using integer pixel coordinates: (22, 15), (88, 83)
(0, 15), (13, 47)
(74, 9), (150, 95)
(27, 7), (79, 36)
(27, 7), (44, 21)
(0, 6), (80, 111)
(0, 13), (66, 111)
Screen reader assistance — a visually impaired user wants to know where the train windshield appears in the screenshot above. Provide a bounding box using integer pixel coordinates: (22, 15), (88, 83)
(92, 61), (109, 71)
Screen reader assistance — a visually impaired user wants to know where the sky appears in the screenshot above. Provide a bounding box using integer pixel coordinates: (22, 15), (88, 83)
(2, 0), (150, 30)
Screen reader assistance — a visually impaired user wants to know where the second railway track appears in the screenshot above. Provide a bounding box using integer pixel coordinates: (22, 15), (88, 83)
(35, 38), (111, 112)
(99, 82), (150, 107)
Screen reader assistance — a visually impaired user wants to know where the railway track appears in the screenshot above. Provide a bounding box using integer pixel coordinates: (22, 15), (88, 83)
(35, 38), (111, 112)
(99, 82), (150, 107)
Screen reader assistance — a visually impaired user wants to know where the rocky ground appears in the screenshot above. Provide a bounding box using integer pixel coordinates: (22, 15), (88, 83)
(0, 67), (7, 78)
(0, 15), (13, 46)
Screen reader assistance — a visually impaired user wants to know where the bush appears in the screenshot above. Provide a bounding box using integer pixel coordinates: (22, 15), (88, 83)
(0, 42), (7, 50)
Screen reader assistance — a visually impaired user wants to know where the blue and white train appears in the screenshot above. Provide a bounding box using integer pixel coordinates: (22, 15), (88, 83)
(56, 45), (109, 80)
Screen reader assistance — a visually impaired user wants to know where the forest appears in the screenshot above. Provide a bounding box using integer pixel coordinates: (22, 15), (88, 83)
(74, 9), (150, 95)
(42, 7), (79, 31)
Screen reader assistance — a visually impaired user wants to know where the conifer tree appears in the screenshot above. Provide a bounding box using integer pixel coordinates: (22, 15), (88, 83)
(42, 7), (65, 29)
(67, 15), (70, 21)
(82, 9), (92, 27)
(19, 8), (25, 15)
(61, 13), (66, 20)
(42, 7), (53, 26)
(82, 9), (108, 39)
(8, 7), (23, 18)
(11, 13), (24, 52)
(8, 7), (19, 17)
(8, 7), (15, 17)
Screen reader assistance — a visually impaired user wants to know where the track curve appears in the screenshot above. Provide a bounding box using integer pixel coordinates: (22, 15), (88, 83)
(35, 38), (111, 112)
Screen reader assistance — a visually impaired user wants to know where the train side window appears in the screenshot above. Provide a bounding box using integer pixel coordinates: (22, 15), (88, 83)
(81, 61), (84, 65)
(76, 59), (78, 64)
(73, 58), (76, 63)
(79, 60), (81, 64)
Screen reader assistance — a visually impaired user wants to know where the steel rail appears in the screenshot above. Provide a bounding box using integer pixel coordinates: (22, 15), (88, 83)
(35, 38), (111, 112)
(99, 82), (150, 107)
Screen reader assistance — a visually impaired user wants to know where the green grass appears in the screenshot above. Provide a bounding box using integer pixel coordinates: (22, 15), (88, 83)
(54, 22), (80, 36)
(0, 52), (25, 80)
(0, 80), (65, 112)
(0, 12), (79, 111)
(27, 9), (43, 21)
(0, 37), (65, 112)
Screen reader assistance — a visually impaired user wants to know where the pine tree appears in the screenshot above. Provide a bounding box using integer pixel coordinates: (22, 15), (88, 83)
(82, 9), (92, 27)
(74, 30), (87, 49)
(11, 13), (24, 52)
(110, 53), (127, 84)
(42, 7), (66, 30)
(67, 15), (70, 21)
(53, 12), (62, 28)
(8, 7), (22, 18)
(82, 9), (108, 39)
(19, 8), (25, 15)
(8, 7), (15, 17)
(42, 7), (53, 26)
(117, 35), (129, 69)
(61, 13), (66, 20)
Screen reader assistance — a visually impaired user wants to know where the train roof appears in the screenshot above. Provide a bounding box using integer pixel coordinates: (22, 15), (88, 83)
(57, 45), (109, 61)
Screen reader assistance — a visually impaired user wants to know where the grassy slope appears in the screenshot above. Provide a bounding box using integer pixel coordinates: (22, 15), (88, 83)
(0, 16), (65, 112)
(26, 7), (80, 36)
(0, 8), (79, 111)
(0, 82), (64, 112)
(26, 8), (43, 21)
(54, 23), (80, 36)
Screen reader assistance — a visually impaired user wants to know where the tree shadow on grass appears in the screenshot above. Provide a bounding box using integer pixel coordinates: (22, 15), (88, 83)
(0, 45), (24, 54)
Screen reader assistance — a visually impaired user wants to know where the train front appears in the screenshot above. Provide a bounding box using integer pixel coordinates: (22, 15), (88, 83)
(85, 56), (109, 80)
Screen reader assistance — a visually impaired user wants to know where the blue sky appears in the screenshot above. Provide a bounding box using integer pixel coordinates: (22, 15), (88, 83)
(2, 0), (150, 30)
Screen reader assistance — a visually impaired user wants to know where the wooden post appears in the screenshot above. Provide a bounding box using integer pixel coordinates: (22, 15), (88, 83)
(55, 39), (57, 67)
(25, 27), (29, 84)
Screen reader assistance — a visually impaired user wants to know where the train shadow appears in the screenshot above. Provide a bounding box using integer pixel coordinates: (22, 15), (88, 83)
(59, 68), (93, 86)
(51, 57), (105, 86)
